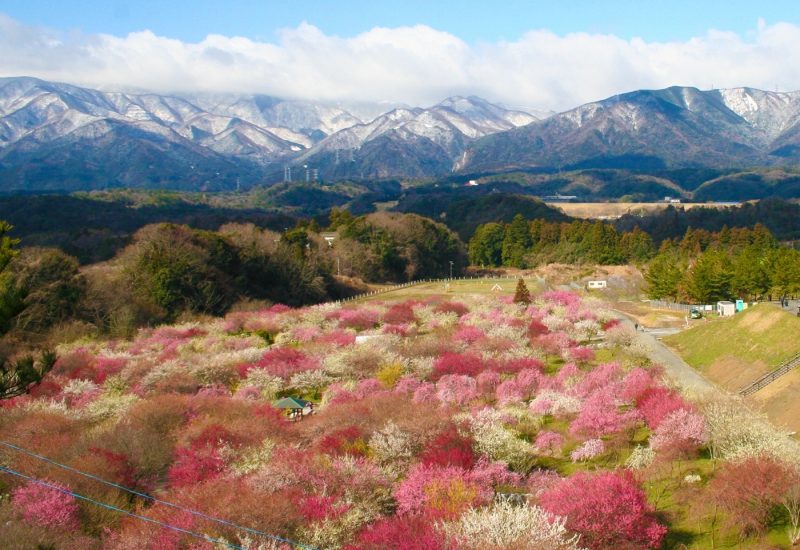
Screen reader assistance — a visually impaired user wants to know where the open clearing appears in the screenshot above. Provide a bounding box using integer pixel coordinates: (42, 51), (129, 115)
(554, 202), (739, 219)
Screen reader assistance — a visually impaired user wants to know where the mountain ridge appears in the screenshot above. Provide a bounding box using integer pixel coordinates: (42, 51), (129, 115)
(2, 77), (800, 190)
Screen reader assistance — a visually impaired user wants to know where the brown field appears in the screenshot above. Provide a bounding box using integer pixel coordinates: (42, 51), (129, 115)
(554, 202), (740, 219)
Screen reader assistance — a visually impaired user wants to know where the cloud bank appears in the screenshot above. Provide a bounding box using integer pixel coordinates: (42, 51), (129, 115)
(1, 14), (800, 111)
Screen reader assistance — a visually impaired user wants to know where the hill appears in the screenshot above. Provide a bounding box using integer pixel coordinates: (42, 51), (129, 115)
(394, 191), (571, 239)
(663, 303), (800, 392)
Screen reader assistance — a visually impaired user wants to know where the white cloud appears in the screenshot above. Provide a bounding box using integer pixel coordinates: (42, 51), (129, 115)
(1, 13), (800, 112)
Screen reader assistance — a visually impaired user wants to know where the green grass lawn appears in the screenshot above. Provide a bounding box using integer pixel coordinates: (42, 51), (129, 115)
(664, 303), (800, 372)
(353, 277), (543, 302)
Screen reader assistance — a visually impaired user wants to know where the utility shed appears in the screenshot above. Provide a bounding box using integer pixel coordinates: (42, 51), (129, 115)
(716, 301), (736, 317)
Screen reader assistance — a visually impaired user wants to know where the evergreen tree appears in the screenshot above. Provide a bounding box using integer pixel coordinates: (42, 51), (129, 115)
(685, 249), (732, 303)
(644, 252), (684, 300)
(501, 214), (532, 268)
(620, 227), (655, 263)
(731, 245), (770, 300)
(468, 223), (505, 267)
(513, 278), (531, 305)
(770, 248), (800, 301)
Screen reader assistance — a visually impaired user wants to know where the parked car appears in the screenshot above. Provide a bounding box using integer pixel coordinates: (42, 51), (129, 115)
(690, 308), (702, 319)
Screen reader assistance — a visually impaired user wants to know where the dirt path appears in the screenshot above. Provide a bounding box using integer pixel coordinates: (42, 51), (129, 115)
(612, 311), (722, 397)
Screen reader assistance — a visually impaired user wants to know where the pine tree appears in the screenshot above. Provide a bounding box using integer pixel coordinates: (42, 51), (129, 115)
(513, 278), (531, 305)
(501, 215), (531, 268)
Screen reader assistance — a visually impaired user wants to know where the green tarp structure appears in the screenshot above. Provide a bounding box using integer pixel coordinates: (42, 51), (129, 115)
(273, 397), (311, 409)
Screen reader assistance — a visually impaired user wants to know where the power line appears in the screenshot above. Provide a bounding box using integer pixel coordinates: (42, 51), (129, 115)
(0, 440), (318, 550)
(0, 465), (247, 550)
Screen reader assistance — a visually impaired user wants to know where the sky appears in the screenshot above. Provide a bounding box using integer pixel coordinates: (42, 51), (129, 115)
(2, 1), (800, 111)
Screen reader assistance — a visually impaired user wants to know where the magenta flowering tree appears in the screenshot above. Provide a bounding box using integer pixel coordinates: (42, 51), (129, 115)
(534, 332), (575, 357)
(620, 367), (657, 403)
(432, 352), (485, 379)
(350, 515), (445, 550)
(436, 375), (479, 406)
(539, 470), (667, 549)
(338, 308), (381, 330)
(636, 387), (690, 429)
(476, 370), (500, 396)
(237, 347), (319, 379)
(318, 329), (357, 346)
(573, 362), (621, 398)
(570, 388), (638, 438)
(515, 368), (541, 399)
(495, 379), (524, 405)
(453, 325), (486, 344)
(570, 438), (605, 462)
(412, 382), (438, 404)
(567, 345), (595, 364)
(534, 430), (565, 455)
(650, 408), (708, 456)
(12, 479), (80, 531)
(541, 290), (581, 307)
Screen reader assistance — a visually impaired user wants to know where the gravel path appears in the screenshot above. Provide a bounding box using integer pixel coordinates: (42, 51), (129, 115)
(612, 311), (722, 397)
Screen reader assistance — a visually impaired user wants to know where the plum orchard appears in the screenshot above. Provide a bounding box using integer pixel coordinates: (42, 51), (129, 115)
(0, 290), (798, 548)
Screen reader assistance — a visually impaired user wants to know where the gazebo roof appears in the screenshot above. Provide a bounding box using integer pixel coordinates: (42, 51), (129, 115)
(273, 396), (311, 409)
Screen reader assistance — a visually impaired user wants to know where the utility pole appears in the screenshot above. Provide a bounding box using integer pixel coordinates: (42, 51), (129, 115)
(449, 261), (454, 279)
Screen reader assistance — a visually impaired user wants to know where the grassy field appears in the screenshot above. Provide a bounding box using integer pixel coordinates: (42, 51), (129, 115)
(555, 202), (739, 219)
(355, 277), (544, 302)
(664, 302), (800, 433)
(664, 303), (800, 393)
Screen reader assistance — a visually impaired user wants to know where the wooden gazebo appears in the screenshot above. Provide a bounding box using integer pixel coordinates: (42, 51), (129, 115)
(273, 396), (313, 421)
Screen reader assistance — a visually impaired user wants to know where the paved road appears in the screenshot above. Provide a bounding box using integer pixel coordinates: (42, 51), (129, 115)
(612, 311), (721, 397)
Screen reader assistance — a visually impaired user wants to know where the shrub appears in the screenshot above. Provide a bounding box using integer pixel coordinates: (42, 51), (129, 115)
(394, 464), (488, 519)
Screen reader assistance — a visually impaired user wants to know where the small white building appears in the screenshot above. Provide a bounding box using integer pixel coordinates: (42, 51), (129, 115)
(586, 280), (607, 290)
(716, 301), (736, 317)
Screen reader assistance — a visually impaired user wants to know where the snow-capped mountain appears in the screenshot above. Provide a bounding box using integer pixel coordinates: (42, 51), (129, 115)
(460, 86), (800, 172)
(294, 96), (540, 178)
(0, 77), (540, 189)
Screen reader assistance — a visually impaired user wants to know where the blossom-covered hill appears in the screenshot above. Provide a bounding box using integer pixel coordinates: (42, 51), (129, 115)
(1, 290), (799, 549)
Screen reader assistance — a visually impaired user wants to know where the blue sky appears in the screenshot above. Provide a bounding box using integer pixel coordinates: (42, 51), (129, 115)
(2, 1), (800, 110)
(2, 0), (796, 44)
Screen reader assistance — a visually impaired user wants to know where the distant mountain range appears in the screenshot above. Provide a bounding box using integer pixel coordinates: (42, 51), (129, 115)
(460, 87), (800, 172)
(1, 77), (799, 191)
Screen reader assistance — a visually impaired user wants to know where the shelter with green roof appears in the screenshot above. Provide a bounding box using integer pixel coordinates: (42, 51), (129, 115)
(273, 396), (313, 421)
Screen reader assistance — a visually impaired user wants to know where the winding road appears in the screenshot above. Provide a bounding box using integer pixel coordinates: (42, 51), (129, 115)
(612, 312), (721, 396)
